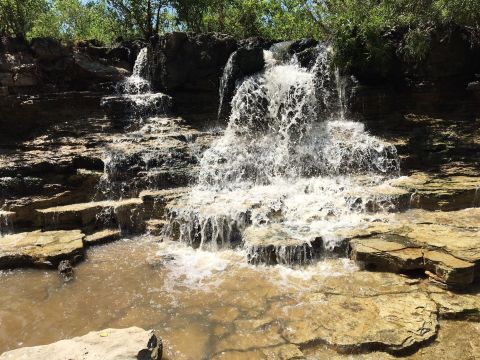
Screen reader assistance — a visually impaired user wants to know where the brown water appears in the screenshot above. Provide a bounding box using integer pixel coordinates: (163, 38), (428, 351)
(0, 236), (358, 359)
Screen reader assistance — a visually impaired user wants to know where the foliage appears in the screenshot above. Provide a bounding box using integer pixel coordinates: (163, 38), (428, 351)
(1, 0), (479, 72)
(106, 0), (175, 39)
(28, 0), (118, 43)
(0, 0), (48, 35)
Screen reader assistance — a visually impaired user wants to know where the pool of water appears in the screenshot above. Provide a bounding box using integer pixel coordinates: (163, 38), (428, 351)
(0, 236), (358, 359)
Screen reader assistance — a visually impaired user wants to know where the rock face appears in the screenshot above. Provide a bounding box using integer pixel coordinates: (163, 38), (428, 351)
(0, 327), (161, 360)
(0, 230), (85, 269)
(147, 32), (237, 116)
(0, 35), (142, 139)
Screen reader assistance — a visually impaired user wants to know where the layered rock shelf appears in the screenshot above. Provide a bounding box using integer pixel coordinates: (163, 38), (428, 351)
(0, 230), (85, 269)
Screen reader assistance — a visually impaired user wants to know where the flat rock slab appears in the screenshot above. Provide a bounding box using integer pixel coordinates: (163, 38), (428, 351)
(84, 229), (121, 246)
(279, 291), (438, 354)
(0, 327), (161, 360)
(0, 230), (85, 269)
(351, 238), (475, 286)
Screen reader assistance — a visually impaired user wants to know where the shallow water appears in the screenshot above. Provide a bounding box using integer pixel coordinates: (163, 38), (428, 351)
(0, 237), (358, 358)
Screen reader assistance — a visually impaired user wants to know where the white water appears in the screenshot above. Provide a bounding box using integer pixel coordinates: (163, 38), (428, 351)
(121, 47), (151, 94)
(166, 46), (401, 264)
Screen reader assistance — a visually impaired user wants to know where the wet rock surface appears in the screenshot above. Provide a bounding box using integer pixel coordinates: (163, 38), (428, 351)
(0, 327), (161, 360)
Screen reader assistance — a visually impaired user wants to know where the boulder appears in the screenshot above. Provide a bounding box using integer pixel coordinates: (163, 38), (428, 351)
(0, 327), (162, 360)
(218, 46), (265, 121)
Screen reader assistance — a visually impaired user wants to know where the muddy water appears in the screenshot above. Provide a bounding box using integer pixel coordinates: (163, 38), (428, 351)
(0, 237), (357, 359)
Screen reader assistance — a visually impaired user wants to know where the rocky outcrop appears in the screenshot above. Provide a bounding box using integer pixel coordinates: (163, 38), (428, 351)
(0, 327), (162, 360)
(147, 32), (237, 117)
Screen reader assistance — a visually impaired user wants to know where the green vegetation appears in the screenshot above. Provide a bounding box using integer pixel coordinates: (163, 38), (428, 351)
(1, 0), (479, 70)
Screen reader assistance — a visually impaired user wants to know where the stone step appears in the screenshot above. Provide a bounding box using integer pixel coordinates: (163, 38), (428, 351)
(84, 229), (121, 246)
(35, 198), (143, 232)
(243, 224), (347, 266)
(0, 230), (85, 269)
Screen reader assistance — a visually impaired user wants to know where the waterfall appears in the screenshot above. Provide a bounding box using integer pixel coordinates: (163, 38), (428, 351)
(166, 45), (401, 262)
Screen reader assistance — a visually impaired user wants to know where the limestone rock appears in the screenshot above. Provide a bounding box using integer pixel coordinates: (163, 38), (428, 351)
(0, 327), (161, 360)
(351, 238), (476, 286)
(145, 219), (167, 236)
(84, 229), (121, 246)
(391, 173), (480, 210)
(0, 230), (85, 269)
(428, 289), (480, 319)
(243, 224), (330, 265)
(263, 272), (439, 355)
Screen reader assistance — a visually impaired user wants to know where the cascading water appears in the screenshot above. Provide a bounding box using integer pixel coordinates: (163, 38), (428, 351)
(166, 45), (401, 265)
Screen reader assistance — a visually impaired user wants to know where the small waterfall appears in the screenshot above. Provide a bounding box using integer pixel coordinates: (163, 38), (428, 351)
(101, 47), (172, 123)
(122, 47), (151, 94)
(166, 45), (401, 264)
(0, 211), (14, 237)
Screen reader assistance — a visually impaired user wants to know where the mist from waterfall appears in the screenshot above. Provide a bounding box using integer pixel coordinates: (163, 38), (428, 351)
(167, 45), (401, 259)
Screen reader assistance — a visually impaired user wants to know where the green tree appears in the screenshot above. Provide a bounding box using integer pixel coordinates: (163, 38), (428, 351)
(106, 0), (172, 39)
(28, 0), (118, 43)
(0, 0), (48, 35)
